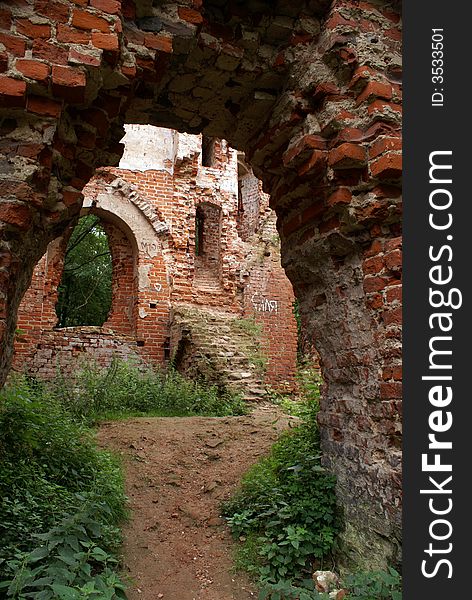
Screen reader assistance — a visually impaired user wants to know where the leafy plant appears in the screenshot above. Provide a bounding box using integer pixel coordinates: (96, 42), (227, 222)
(1, 503), (127, 600)
(0, 377), (127, 596)
(343, 568), (402, 600)
(222, 376), (339, 585)
(258, 578), (328, 600)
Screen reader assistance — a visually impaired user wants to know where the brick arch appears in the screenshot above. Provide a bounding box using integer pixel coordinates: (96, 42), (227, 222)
(0, 0), (402, 567)
(90, 173), (171, 238)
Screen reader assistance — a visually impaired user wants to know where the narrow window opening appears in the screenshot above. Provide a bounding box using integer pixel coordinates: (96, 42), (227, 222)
(201, 135), (216, 167)
(195, 206), (204, 256)
(55, 215), (112, 327)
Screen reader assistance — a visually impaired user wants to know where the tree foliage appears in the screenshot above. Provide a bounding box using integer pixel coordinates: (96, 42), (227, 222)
(56, 215), (112, 328)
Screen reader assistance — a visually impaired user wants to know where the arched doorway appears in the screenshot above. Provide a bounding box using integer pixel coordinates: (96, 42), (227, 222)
(0, 0), (402, 565)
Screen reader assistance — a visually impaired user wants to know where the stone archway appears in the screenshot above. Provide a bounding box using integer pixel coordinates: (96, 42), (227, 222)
(0, 0), (402, 566)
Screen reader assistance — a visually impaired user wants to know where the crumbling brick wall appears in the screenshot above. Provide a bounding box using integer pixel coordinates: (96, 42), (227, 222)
(12, 126), (298, 392)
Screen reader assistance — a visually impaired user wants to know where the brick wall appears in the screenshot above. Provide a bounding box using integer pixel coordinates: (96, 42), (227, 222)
(12, 127), (298, 390)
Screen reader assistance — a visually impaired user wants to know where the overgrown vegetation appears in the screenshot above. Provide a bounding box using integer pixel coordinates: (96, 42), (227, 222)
(0, 359), (246, 597)
(222, 370), (339, 586)
(257, 567), (402, 600)
(223, 368), (402, 599)
(51, 358), (247, 425)
(0, 377), (127, 598)
(56, 215), (113, 328)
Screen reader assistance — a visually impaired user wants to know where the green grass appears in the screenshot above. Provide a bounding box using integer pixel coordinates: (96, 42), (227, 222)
(50, 358), (247, 425)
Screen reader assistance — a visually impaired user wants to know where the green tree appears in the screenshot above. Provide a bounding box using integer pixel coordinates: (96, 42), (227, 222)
(56, 215), (113, 327)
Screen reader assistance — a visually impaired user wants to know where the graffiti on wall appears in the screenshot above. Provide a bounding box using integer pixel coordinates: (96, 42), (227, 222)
(251, 293), (278, 313)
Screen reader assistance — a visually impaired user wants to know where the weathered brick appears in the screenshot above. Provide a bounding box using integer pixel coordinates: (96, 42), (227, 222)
(90, 0), (121, 14)
(27, 95), (62, 117)
(52, 65), (86, 87)
(178, 6), (204, 24)
(380, 382), (402, 399)
(349, 65), (376, 90)
(369, 137), (402, 160)
(356, 81), (392, 105)
(16, 19), (51, 39)
(0, 32), (26, 57)
(92, 32), (119, 51)
(0, 8), (11, 30)
(382, 306), (402, 326)
(36, 0), (70, 23)
(0, 202), (32, 229)
(329, 143), (367, 169)
(363, 275), (387, 293)
(61, 188), (83, 207)
(384, 249), (402, 272)
(370, 153), (402, 179)
(32, 40), (68, 65)
(69, 47), (102, 67)
(319, 215), (340, 233)
(298, 150), (327, 176)
(363, 255), (384, 275)
(16, 59), (50, 82)
(327, 188), (352, 207)
(368, 99), (402, 117)
(144, 33), (173, 53)
(72, 9), (111, 32)
(386, 285), (402, 303)
(57, 24), (91, 44)
(0, 51), (7, 73)
(283, 134), (326, 166)
(0, 76), (26, 97)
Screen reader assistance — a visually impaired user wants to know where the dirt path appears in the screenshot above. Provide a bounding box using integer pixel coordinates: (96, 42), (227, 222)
(97, 405), (294, 600)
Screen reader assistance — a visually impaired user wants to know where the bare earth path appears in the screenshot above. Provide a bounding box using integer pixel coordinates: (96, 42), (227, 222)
(97, 405), (293, 600)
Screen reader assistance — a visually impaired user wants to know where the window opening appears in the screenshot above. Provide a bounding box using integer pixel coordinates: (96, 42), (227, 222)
(201, 135), (216, 167)
(195, 207), (205, 256)
(56, 215), (112, 327)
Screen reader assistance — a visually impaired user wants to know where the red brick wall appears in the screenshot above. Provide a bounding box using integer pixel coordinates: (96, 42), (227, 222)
(12, 133), (298, 389)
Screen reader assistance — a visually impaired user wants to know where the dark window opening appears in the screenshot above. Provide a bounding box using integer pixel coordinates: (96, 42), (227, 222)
(193, 202), (222, 289)
(238, 185), (244, 214)
(195, 207), (205, 256)
(201, 135), (216, 167)
(55, 215), (112, 328)
(137, 340), (145, 347)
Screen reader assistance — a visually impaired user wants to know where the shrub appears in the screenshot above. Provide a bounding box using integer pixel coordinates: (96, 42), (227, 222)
(257, 568), (402, 600)
(343, 568), (402, 600)
(0, 377), (127, 597)
(222, 380), (339, 584)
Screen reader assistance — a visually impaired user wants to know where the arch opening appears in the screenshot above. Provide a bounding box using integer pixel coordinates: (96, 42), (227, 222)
(0, 0), (403, 569)
(55, 215), (113, 329)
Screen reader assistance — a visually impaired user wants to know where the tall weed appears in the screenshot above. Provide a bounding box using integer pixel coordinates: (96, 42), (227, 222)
(50, 358), (246, 424)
